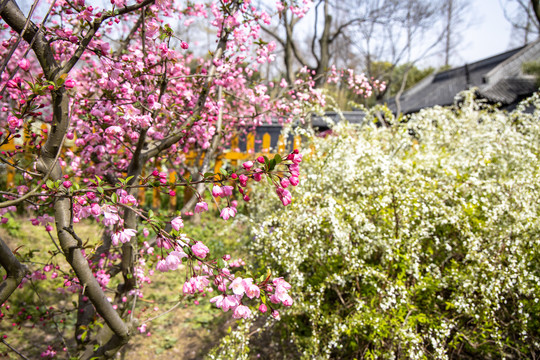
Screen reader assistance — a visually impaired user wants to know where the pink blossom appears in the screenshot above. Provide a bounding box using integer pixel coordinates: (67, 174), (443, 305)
(269, 294), (280, 304)
(280, 177), (290, 188)
(143, 228), (150, 237)
(242, 161), (253, 170)
(229, 277), (245, 295)
(170, 216), (184, 231)
(90, 203), (101, 216)
(40, 345), (56, 358)
(210, 295), (225, 309)
(146, 19), (160, 38)
(259, 303), (268, 313)
(289, 176), (299, 186)
(239, 174), (248, 187)
(212, 185), (223, 197)
(222, 185), (233, 197)
(7, 115), (22, 130)
(62, 180), (72, 188)
(253, 168), (263, 182)
(281, 293), (293, 306)
(271, 310), (280, 320)
(289, 163), (300, 176)
(102, 205), (120, 226)
(111, 228), (137, 246)
(191, 241), (209, 258)
(18, 58), (30, 71)
(291, 153), (303, 164)
(243, 280), (260, 299)
(182, 280), (195, 294)
(232, 304), (252, 319)
(222, 295), (240, 311)
(156, 237), (171, 249)
(273, 278), (291, 289)
(220, 207), (237, 220)
(64, 78), (76, 88)
(190, 276), (210, 292)
(257, 156), (265, 164)
(194, 201), (208, 213)
(165, 251), (186, 270)
(276, 187), (292, 206)
(181, 41), (189, 49)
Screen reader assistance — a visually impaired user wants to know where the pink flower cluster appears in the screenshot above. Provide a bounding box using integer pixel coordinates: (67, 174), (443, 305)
(208, 276), (293, 320)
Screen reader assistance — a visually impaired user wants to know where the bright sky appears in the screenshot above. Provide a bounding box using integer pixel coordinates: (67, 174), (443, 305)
(19, 0), (525, 70)
(448, 0), (516, 66)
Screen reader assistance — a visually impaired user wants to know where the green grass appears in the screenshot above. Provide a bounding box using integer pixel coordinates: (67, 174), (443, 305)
(0, 211), (252, 359)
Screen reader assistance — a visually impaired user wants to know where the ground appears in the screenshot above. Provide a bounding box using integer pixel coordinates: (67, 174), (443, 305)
(0, 213), (246, 359)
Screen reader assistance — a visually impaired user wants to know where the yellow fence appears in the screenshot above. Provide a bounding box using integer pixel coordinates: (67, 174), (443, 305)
(1, 131), (301, 210)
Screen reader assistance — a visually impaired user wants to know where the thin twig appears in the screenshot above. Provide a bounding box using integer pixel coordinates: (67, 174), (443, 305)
(142, 300), (182, 324)
(0, 0), (40, 79)
(0, 131), (67, 209)
(0, 338), (30, 360)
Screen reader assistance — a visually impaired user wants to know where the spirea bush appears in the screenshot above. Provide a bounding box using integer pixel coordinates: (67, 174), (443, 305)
(245, 92), (540, 359)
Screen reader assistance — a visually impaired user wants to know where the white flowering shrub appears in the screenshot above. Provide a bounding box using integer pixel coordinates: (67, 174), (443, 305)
(243, 92), (540, 359)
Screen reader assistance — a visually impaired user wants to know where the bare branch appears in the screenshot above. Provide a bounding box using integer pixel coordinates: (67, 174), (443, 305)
(0, 338), (30, 360)
(0, 0), (39, 80)
(0, 0), (59, 79)
(58, 0), (156, 77)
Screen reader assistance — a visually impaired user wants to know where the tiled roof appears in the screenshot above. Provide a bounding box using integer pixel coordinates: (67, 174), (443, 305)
(387, 40), (540, 114)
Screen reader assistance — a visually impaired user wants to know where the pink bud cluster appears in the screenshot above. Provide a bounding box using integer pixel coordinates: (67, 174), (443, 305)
(208, 151), (303, 221)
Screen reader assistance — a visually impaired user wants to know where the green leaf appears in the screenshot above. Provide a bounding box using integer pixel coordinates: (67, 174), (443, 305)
(217, 258), (226, 269)
(274, 154), (282, 164)
(46, 179), (54, 189)
(111, 193), (117, 203)
(268, 158), (276, 171)
(220, 168), (228, 176)
(203, 172), (214, 178)
(97, 187), (104, 194)
(56, 73), (67, 86)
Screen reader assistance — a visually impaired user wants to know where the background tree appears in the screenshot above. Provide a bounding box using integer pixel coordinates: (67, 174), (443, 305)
(262, 0), (467, 98)
(501, 0), (540, 45)
(441, 0), (470, 66)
